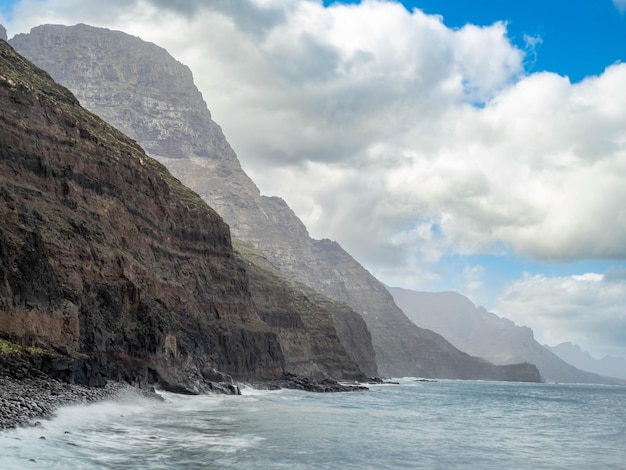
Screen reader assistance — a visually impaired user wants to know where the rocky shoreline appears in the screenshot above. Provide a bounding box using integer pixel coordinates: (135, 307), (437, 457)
(254, 373), (370, 393)
(0, 374), (140, 430)
(0, 351), (371, 430)
(0, 375), (369, 431)
(0, 353), (160, 431)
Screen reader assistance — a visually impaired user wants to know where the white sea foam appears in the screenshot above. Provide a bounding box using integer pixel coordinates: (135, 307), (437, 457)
(2, 381), (625, 469)
(238, 384), (286, 397)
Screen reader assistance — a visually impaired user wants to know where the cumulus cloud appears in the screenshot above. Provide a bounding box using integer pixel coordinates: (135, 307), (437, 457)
(3, 0), (143, 34)
(389, 66), (626, 262)
(4, 0), (626, 359)
(4, 0), (626, 279)
(495, 272), (626, 358)
(141, 1), (625, 271)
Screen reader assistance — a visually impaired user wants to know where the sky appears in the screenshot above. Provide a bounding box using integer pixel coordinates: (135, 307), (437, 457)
(1, 0), (626, 359)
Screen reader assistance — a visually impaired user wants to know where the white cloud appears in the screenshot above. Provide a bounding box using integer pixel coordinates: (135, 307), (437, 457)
(614, 0), (626, 13)
(522, 33), (542, 68)
(463, 264), (485, 295)
(163, 2), (625, 270)
(495, 272), (626, 358)
(5, 0), (626, 315)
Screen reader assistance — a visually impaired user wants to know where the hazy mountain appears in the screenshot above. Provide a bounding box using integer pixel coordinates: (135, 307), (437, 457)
(387, 286), (619, 384)
(11, 24), (541, 382)
(548, 342), (626, 381)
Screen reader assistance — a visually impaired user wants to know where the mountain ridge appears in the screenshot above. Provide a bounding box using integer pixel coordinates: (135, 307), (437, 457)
(11, 24), (541, 382)
(0, 37), (287, 391)
(387, 286), (619, 384)
(0, 36), (372, 397)
(547, 342), (626, 381)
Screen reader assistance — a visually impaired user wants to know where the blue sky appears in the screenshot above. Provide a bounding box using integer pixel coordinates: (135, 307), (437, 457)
(327, 0), (626, 82)
(2, 0), (626, 358)
(314, 0), (626, 311)
(314, 0), (626, 300)
(0, 0), (17, 17)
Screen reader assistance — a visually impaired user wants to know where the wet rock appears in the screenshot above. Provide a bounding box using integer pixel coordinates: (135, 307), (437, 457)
(263, 373), (369, 393)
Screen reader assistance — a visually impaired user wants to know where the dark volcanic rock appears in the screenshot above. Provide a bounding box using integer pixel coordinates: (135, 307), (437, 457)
(265, 373), (368, 393)
(0, 350), (150, 429)
(10, 24), (376, 379)
(11, 24), (540, 382)
(234, 239), (366, 381)
(0, 39), (286, 391)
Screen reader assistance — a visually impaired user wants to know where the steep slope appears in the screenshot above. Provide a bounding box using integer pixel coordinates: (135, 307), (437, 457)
(387, 287), (618, 384)
(548, 342), (626, 381)
(11, 24), (540, 382)
(10, 23), (377, 378)
(0, 38), (287, 391)
(234, 239), (366, 381)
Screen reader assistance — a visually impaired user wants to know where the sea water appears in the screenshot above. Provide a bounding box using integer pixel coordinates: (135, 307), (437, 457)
(1, 379), (625, 469)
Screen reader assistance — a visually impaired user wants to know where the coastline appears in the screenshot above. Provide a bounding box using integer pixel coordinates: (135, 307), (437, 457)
(2, 379), (623, 469)
(0, 353), (157, 431)
(0, 374), (136, 430)
(0, 351), (369, 430)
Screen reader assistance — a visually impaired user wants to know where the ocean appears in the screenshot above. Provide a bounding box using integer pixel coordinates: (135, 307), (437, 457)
(1, 378), (625, 469)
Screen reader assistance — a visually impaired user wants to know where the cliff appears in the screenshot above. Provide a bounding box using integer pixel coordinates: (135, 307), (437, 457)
(234, 239), (366, 381)
(11, 24), (378, 378)
(0, 38), (291, 392)
(11, 24), (540, 382)
(387, 287), (618, 384)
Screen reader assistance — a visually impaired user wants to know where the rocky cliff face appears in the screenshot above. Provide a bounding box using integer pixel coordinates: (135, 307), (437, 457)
(11, 24), (378, 378)
(11, 24), (540, 382)
(0, 39), (289, 391)
(10, 24), (266, 232)
(234, 240), (366, 381)
(387, 287), (618, 384)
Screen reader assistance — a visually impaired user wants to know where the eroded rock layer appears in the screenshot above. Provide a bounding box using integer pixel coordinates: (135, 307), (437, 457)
(234, 239), (366, 381)
(11, 25), (541, 382)
(11, 24), (378, 378)
(0, 39), (286, 391)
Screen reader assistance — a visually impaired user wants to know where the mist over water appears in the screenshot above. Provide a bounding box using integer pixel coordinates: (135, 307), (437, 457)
(1, 380), (625, 469)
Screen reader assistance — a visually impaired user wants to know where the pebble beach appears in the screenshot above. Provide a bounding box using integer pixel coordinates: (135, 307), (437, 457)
(0, 374), (132, 430)
(0, 354), (151, 431)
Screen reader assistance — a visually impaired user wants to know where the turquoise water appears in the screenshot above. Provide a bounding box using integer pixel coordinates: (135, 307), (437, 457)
(1, 379), (625, 469)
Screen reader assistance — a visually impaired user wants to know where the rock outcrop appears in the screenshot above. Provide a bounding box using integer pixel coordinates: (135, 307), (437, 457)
(0, 346), (150, 429)
(11, 24), (378, 378)
(11, 24), (540, 382)
(387, 286), (619, 384)
(0, 38), (289, 392)
(234, 239), (366, 381)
